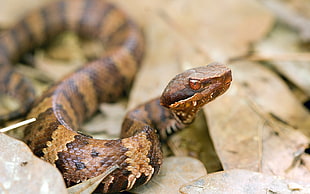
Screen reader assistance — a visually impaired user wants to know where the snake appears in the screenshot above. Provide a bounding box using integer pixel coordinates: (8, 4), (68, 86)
(0, 0), (232, 193)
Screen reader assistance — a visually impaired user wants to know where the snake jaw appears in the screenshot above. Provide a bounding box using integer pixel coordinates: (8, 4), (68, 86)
(169, 92), (205, 124)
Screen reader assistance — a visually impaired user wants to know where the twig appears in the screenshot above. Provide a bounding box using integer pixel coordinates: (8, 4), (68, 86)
(0, 118), (36, 133)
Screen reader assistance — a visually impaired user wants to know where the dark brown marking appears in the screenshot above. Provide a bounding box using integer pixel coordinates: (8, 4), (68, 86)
(104, 141), (116, 147)
(91, 149), (99, 157)
(20, 161), (28, 167)
(75, 161), (86, 170)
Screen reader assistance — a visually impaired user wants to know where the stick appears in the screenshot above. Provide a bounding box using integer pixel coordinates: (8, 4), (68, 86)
(0, 118), (36, 133)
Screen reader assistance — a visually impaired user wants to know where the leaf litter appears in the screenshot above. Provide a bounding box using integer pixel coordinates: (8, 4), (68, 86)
(1, 0), (310, 193)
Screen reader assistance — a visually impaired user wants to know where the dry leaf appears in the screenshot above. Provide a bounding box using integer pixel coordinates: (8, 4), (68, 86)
(67, 165), (119, 194)
(0, 133), (67, 194)
(1, 0), (307, 193)
(179, 169), (310, 194)
(168, 112), (222, 172)
(132, 156), (207, 194)
(261, 0), (310, 41)
(205, 61), (310, 181)
(113, 0), (273, 62)
(231, 61), (310, 129)
(255, 25), (310, 96)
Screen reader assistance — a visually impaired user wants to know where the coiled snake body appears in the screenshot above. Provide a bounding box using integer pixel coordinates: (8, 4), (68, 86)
(0, 0), (232, 193)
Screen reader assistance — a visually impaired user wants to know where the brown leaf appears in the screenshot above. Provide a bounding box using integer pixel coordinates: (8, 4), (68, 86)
(179, 169), (310, 194)
(0, 0), (290, 193)
(168, 113), (222, 172)
(113, 0), (273, 62)
(255, 25), (310, 96)
(232, 61), (310, 129)
(67, 165), (119, 194)
(261, 0), (310, 41)
(132, 156), (207, 194)
(0, 133), (67, 194)
(205, 61), (310, 181)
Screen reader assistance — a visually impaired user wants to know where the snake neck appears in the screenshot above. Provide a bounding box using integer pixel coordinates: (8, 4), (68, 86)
(121, 99), (187, 141)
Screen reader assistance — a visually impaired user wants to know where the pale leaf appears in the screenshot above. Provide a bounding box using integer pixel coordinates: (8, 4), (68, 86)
(0, 133), (67, 194)
(179, 169), (310, 194)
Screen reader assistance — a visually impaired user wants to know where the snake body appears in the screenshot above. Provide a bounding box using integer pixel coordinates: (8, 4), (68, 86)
(0, 0), (232, 193)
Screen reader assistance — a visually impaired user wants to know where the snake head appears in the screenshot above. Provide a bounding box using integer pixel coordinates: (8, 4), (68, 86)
(160, 62), (232, 124)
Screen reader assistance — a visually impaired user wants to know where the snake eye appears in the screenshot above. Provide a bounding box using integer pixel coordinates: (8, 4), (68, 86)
(189, 78), (202, 90)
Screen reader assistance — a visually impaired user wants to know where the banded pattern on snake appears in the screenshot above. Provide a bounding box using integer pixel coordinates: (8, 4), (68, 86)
(0, 0), (232, 193)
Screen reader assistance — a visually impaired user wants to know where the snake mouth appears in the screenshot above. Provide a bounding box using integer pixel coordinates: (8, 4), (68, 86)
(168, 94), (204, 124)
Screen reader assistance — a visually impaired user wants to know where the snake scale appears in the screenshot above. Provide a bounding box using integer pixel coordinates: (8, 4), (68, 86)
(0, 0), (232, 193)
